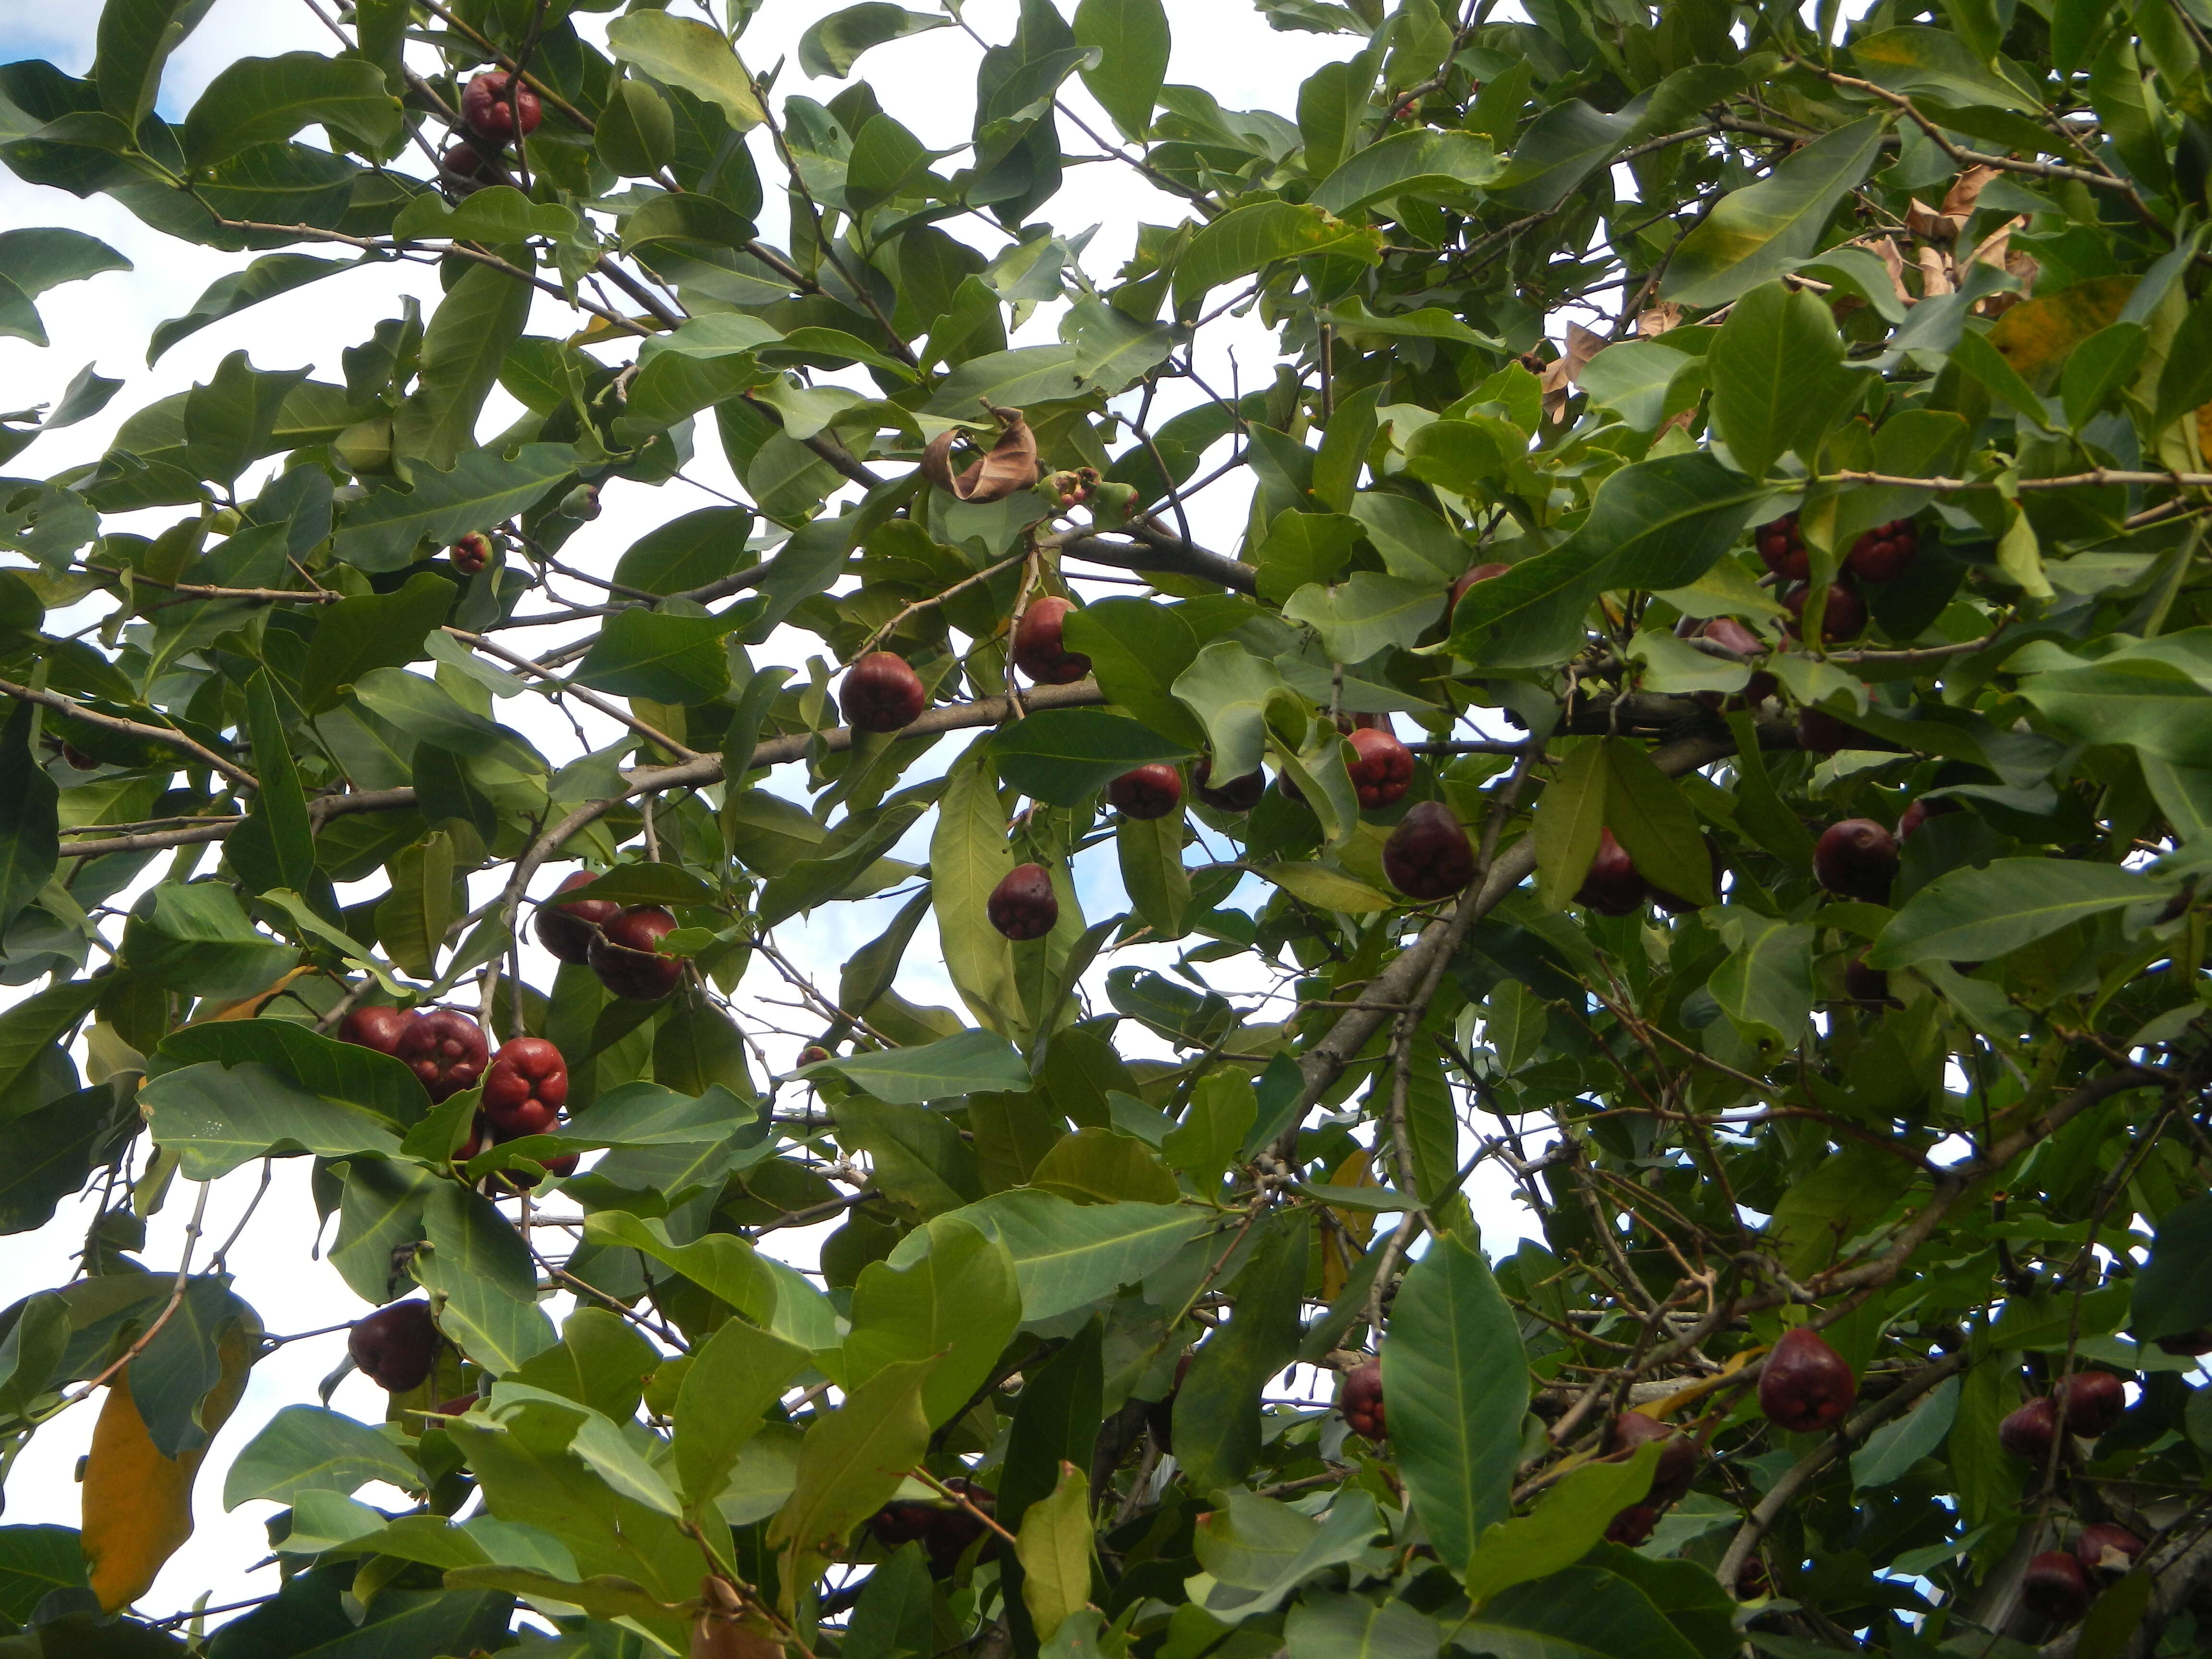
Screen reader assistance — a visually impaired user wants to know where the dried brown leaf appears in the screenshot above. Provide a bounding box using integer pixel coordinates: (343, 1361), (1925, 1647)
(922, 412), (1041, 504)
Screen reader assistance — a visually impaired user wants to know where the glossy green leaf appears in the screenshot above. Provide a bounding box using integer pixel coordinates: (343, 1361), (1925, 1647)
(334, 443), (577, 573)
(1662, 117), (1887, 308)
(846, 1215), (1022, 1427)
(606, 11), (766, 132)
(1171, 202), (1384, 315)
(990, 709), (1193, 805)
(181, 51), (397, 167)
(571, 607), (737, 703)
(1868, 858), (2166, 968)
(799, 4), (952, 79)
(0, 701), (56, 940)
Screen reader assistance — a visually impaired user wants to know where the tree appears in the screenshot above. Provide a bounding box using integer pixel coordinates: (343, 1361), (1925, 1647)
(1, 0), (2211, 1651)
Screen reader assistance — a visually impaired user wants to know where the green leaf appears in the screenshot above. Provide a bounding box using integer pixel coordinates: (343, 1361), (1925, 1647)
(1852, 1375), (1960, 1488)
(801, 1028), (1032, 1103)
(1708, 907), (1815, 1043)
(1017, 1462), (1094, 1643)
(1254, 860), (1393, 914)
(1074, 0), (1169, 143)
(1383, 1232), (1526, 1574)
(142, 1061), (401, 1179)
(297, 570), (455, 713)
(572, 607), (737, 703)
(0, 700), (57, 938)
(1462, 1445), (1659, 1604)
(1172, 202), (1384, 315)
(1061, 599), (1205, 744)
(181, 51), (397, 167)
(148, 252), (349, 366)
(1172, 641), (1294, 782)
(0, 1082), (138, 1237)
(228, 670), (316, 898)
(94, 0), (213, 127)
(582, 1211), (774, 1324)
(2125, 1193), (2212, 1343)
(895, 1190), (1213, 1323)
(123, 881), (296, 1000)
(1459, 1563), (1702, 1659)
(848, 1216), (1022, 1428)
(1707, 282), (1862, 480)
(1850, 26), (2041, 111)
(0, 1527), (88, 1626)
(925, 345), (1088, 415)
(391, 186), (581, 248)
(0, 228), (129, 349)
(1533, 740), (1608, 911)
(607, 11), (766, 132)
(798, 4), (953, 79)
(1285, 1592), (1442, 1659)
(1490, 100), (1636, 212)
(393, 262), (534, 471)
(768, 1356), (937, 1562)
(0, 976), (103, 1106)
(1118, 810), (1193, 936)
(931, 738), (1020, 1033)
(1297, 48), (1383, 179)
(2061, 321), (2147, 431)
(412, 1184), (557, 1375)
(223, 1406), (420, 1509)
(1662, 116), (1888, 309)
(1311, 128), (1499, 217)
(1192, 1491), (1384, 1619)
(334, 443), (577, 573)
(151, 1016), (425, 1124)
(1176, 1214), (1308, 1490)
(833, 1097), (984, 1216)
(991, 709), (1193, 805)
(673, 1318), (808, 1521)
(1062, 297), (1179, 395)
(1868, 858), (2167, 968)
(613, 506), (757, 597)
(1032, 1127), (1181, 1205)
(1282, 572), (1444, 662)
(1601, 739), (1712, 907)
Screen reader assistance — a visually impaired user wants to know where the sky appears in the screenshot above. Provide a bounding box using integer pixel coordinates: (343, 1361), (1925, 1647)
(0, 0), (1548, 1629)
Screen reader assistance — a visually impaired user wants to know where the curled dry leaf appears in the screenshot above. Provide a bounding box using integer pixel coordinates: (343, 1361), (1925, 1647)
(1915, 244), (1954, 299)
(921, 409), (1041, 504)
(1539, 321), (1610, 423)
(691, 1576), (781, 1659)
(1635, 301), (1684, 337)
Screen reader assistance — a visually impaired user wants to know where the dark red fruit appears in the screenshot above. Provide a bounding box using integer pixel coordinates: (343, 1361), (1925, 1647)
(1449, 561), (1512, 614)
(589, 905), (683, 1001)
(450, 531), (491, 575)
(1610, 1411), (1697, 1504)
(1999, 1395), (2060, 1462)
(348, 1299), (440, 1393)
(440, 140), (496, 182)
(1844, 952), (1893, 1008)
(1814, 818), (1899, 903)
(2059, 1370), (2127, 1439)
(1107, 764), (1182, 820)
(1011, 596), (1091, 685)
(482, 1037), (568, 1136)
(2075, 1523), (2144, 1577)
(396, 1010), (488, 1102)
(1758, 1326), (1856, 1432)
(534, 870), (620, 965)
(841, 652), (928, 733)
(1736, 1556), (1773, 1600)
(1782, 580), (1868, 643)
(1845, 518), (1919, 583)
(1341, 1360), (1385, 1439)
(1898, 796), (1960, 839)
(60, 741), (98, 769)
(1382, 801), (1475, 901)
(2157, 1329), (2212, 1356)
(1576, 828), (1646, 916)
(340, 1005), (415, 1057)
(430, 1393), (481, 1418)
(460, 72), (542, 143)
(868, 1479), (997, 1577)
(798, 1045), (832, 1067)
(539, 1152), (579, 1177)
(1346, 728), (1415, 810)
(2022, 1551), (2092, 1624)
(1796, 706), (1859, 756)
(1755, 514), (1808, 581)
(987, 863), (1058, 940)
(1604, 1505), (1659, 1545)
(1195, 758), (1264, 813)
(1699, 616), (1765, 659)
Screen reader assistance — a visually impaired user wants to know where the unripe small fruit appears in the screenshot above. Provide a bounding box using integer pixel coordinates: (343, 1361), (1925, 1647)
(1814, 818), (1899, 903)
(1195, 758), (1265, 812)
(1604, 1505), (1659, 1546)
(798, 1045), (832, 1067)
(1755, 514), (1809, 581)
(396, 1010), (488, 1102)
(482, 1037), (568, 1136)
(841, 652), (927, 733)
(1011, 596), (1091, 685)
(341, 1005), (415, 1057)
(1782, 580), (1868, 643)
(1998, 1395), (2059, 1462)
(1610, 1410), (1698, 1503)
(1107, 764), (1182, 820)
(451, 531), (491, 575)
(1576, 828), (1646, 916)
(1795, 706), (1859, 756)
(1382, 801), (1475, 901)
(2022, 1551), (2092, 1624)
(460, 72), (541, 142)
(1758, 1326), (1856, 1432)
(987, 863), (1058, 940)
(590, 906), (682, 1001)
(1341, 1359), (1385, 1439)
(1346, 728), (1415, 809)
(348, 1299), (440, 1393)
(1449, 561), (1512, 614)
(1844, 952), (1892, 1008)
(1844, 517), (1919, 584)
(534, 870), (619, 965)
(1898, 796), (1960, 839)
(2075, 1523), (2144, 1577)
(2059, 1370), (2127, 1439)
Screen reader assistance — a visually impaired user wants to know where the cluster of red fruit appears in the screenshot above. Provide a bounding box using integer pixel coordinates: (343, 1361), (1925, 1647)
(535, 872), (684, 1001)
(442, 72), (542, 183)
(1995, 1373), (2143, 1623)
(449, 531), (493, 576)
(1754, 513), (1920, 644)
(340, 1005), (577, 1183)
(840, 596), (1099, 739)
(866, 1479), (998, 1578)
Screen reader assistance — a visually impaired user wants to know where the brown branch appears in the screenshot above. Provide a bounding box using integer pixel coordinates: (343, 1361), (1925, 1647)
(1, 678), (258, 790)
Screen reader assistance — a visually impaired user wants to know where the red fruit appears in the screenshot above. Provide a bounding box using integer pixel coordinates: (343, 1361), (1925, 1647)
(868, 1480), (997, 1577)
(1604, 1505), (1659, 1546)
(1814, 818), (1899, 903)
(1845, 518), (1919, 584)
(450, 531), (491, 575)
(2022, 1551), (2092, 1624)
(1736, 1556), (1773, 1600)
(1610, 1411), (1698, 1504)
(2075, 1523), (2144, 1577)
(348, 1299), (440, 1393)
(482, 1037), (568, 1135)
(1341, 1360), (1385, 1439)
(798, 1045), (832, 1067)
(430, 1393), (481, 1418)
(1782, 580), (1867, 643)
(1898, 796), (1960, 839)
(1346, 728), (1415, 810)
(1795, 706), (1859, 756)
(534, 870), (619, 965)
(440, 140), (496, 181)
(2157, 1329), (2212, 1355)
(1011, 597), (1091, 685)
(1999, 1395), (2060, 1462)
(1382, 801), (1475, 901)
(841, 652), (928, 733)
(1755, 514), (1809, 581)
(2059, 1370), (2127, 1439)
(1449, 561), (1512, 614)
(1758, 1326), (1856, 1432)
(460, 72), (542, 143)
(396, 1010), (488, 1102)
(539, 1152), (579, 1177)
(987, 863), (1058, 940)
(60, 741), (98, 769)
(1195, 758), (1264, 813)
(1844, 952), (1892, 1008)
(1576, 828), (1646, 916)
(589, 905), (683, 1001)
(1107, 763), (1182, 820)
(1699, 617), (1765, 659)
(340, 1005), (416, 1057)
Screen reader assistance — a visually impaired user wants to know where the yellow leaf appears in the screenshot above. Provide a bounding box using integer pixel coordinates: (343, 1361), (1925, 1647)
(1985, 274), (2131, 379)
(82, 1322), (254, 1611)
(190, 964), (317, 1024)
